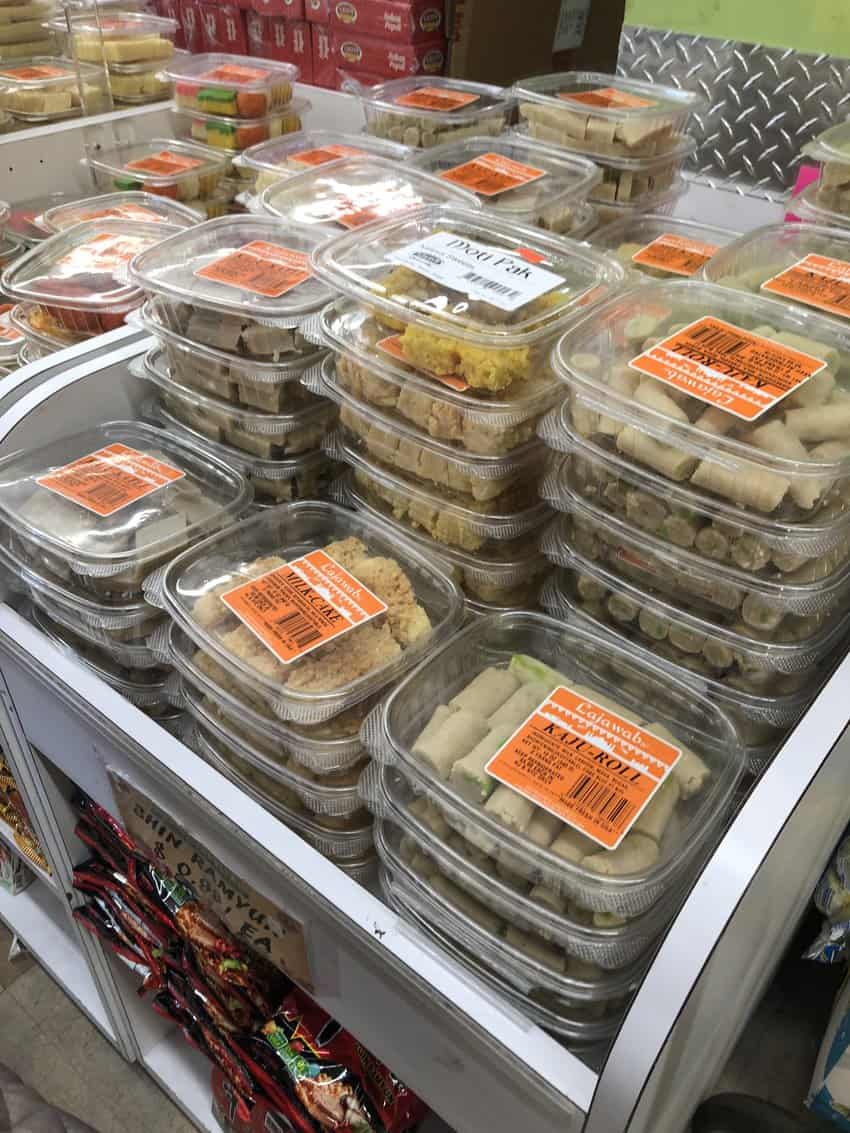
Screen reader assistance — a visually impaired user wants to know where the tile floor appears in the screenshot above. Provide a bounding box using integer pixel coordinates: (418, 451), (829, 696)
(0, 920), (197, 1133)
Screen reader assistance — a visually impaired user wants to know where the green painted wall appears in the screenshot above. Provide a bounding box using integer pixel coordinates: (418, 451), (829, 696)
(624, 0), (850, 55)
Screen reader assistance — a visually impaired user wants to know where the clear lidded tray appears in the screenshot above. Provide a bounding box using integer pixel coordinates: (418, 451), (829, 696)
(0, 301), (22, 366)
(793, 183), (850, 229)
(360, 610), (745, 915)
(237, 130), (410, 193)
(802, 120), (850, 212)
(311, 203), (624, 394)
(0, 420), (251, 594)
(53, 11), (177, 64)
(312, 298), (561, 456)
(0, 232), (23, 272)
(590, 212), (739, 278)
(27, 585), (163, 670)
(129, 214), (333, 361)
(351, 75), (515, 149)
(172, 99), (308, 154)
(137, 346), (335, 460)
(411, 134), (600, 234)
(585, 134), (695, 207)
(259, 154), (478, 230)
(0, 217), (174, 335)
(6, 193), (78, 246)
(591, 182), (684, 228)
(41, 191), (199, 233)
(85, 136), (229, 203)
(0, 55), (110, 118)
(155, 500), (465, 723)
(513, 71), (705, 159)
(702, 222), (850, 328)
(9, 300), (83, 351)
(167, 53), (297, 118)
(551, 278), (850, 521)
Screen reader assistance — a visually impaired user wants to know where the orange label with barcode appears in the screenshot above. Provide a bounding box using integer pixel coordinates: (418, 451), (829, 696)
(221, 549), (387, 665)
(439, 152), (545, 197)
(377, 334), (468, 391)
(196, 241), (312, 298)
(290, 144), (364, 166)
(559, 86), (654, 110)
(628, 315), (826, 421)
(125, 151), (204, 176)
(395, 87), (479, 111)
(631, 233), (719, 276)
(486, 685), (681, 850)
(760, 253), (850, 319)
(200, 63), (269, 82)
(57, 232), (157, 276)
(1, 65), (67, 80)
(36, 443), (185, 517)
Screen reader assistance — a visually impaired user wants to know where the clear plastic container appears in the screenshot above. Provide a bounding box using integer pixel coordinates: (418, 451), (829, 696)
(703, 222), (850, 328)
(168, 53), (297, 117)
(587, 136), (694, 208)
(6, 193), (78, 246)
(579, 182), (685, 228)
(590, 213), (740, 278)
(376, 819), (645, 1008)
(0, 56), (110, 118)
(311, 299), (561, 456)
(315, 365), (546, 508)
(27, 586), (163, 670)
(351, 76), (515, 149)
(336, 468), (550, 608)
(538, 571), (828, 755)
(137, 346), (335, 458)
(237, 130), (410, 193)
(0, 420), (251, 596)
(173, 99), (308, 154)
(54, 11), (177, 64)
(0, 218), (174, 335)
(0, 302), (23, 369)
(360, 610), (745, 915)
(192, 724), (374, 863)
(0, 232), (24, 272)
(411, 135), (601, 235)
(551, 279), (850, 521)
(86, 137), (229, 203)
(541, 523), (850, 691)
(131, 302), (323, 412)
(311, 204), (624, 394)
(260, 155), (478, 230)
(801, 121), (850, 213)
(108, 55), (171, 103)
(166, 621), (370, 773)
(155, 501), (464, 724)
(9, 300), (83, 351)
(513, 72), (705, 159)
(41, 191), (199, 233)
(793, 183), (850, 229)
(129, 215), (333, 362)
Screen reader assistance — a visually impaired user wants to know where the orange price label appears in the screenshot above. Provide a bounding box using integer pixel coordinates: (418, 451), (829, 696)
(125, 151), (205, 176)
(200, 63), (269, 83)
(486, 685), (681, 850)
(331, 184), (423, 229)
(559, 86), (655, 110)
(81, 205), (164, 224)
(395, 87), (480, 112)
(196, 241), (312, 298)
(57, 232), (157, 276)
(628, 315), (826, 421)
(760, 253), (850, 319)
(631, 233), (719, 277)
(1, 64), (68, 80)
(377, 334), (468, 391)
(289, 144), (364, 167)
(439, 152), (546, 197)
(221, 549), (388, 665)
(36, 443), (185, 517)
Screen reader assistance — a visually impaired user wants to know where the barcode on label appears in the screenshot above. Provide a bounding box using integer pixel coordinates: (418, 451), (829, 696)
(462, 270), (522, 301)
(82, 482), (134, 510)
(688, 323), (750, 356)
(568, 774), (636, 830)
(274, 607), (323, 649)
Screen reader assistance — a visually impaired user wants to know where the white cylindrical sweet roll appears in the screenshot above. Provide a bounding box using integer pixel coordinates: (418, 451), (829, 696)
(690, 457), (789, 513)
(617, 426), (699, 481)
(449, 667), (520, 717)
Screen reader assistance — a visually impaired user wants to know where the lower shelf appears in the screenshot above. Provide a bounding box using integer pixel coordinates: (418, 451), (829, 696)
(144, 1032), (220, 1133)
(0, 818), (59, 895)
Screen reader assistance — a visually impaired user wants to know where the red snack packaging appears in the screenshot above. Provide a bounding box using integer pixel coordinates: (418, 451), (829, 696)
(247, 15), (311, 75)
(304, 0), (329, 22)
(179, 0), (203, 50)
(155, 0), (186, 44)
(330, 29), (445, 78)
(249, 0), (304, 16)
(200, 5), (250, 53)
(311, 21), (335, 87)
(330, 0), (443, 43)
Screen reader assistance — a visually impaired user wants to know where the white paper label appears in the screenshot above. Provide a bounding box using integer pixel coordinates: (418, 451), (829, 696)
(387, 231), (563, 312)
(553, 0), (591, 51)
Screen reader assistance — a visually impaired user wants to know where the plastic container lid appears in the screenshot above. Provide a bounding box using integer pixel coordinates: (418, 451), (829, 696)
(0, 55), (103, 90)
(702, 222), (850, 329)
(154, 500), (464, 723)
(591, 182), (686, 225)
(551, 278), (850, 520)
(9, 301), (80, 351)
(6, 194), (77, 246)
(86, 136), (229, 192)
(129, 214), (334, 326)
(41, 191), (199, 233)
(361, 610), (745, 916)
(590, 212), (740, 277)
(793, 184), (850, 229)
(238, 130), (410, 185)
(260, 155), (479, 231)
(0, 233), (25, 270)
(802, 120), (850, 167)
(166, 52), (297, 110)
(51, 11), (177, 39)
(352, 75), (515, 126)
(311, 203), (624, 349)
(0, 420), (251, 582)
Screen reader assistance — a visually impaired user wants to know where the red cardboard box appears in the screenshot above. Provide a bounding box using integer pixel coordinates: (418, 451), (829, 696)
(310, 20), (335, 86)
(155, 0), (185, 45)
(305, 0), (330, 22)
(330, 0), (443, 43)
(247, 14), (311, 76)
(249, 0), (304, 17)
(199, 4), (249, 52)
(177, 0), (202, 51)
(331, 29), (445, 76)
(333, 65), (384, 89)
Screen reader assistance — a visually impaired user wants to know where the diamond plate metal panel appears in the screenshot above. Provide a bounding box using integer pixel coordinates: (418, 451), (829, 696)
(618, 26), (850, 200)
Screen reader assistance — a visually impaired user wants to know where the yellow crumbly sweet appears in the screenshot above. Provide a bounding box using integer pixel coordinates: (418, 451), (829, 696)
(323, 537), (369, 572)
(345, 554), (431, 646)
(285, 622), (401, 693)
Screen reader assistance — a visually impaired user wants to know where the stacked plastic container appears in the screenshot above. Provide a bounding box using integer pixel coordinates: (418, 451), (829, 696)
(128, 214), (341, 507)
(590, 213), (740, 280)
(0, 0), (54, 64)
(0, 301), (24, 375)
(511, 72), (703, 226)
(143, 501), (465, 880)
(306, 203), (624, 618)
(0, 420), (251, 725)
(538, 279), (850, 769)
(0, 56), (110, 124)
(801, 121), (850, 225)
(360, 610), (745, 1044)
